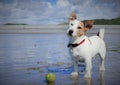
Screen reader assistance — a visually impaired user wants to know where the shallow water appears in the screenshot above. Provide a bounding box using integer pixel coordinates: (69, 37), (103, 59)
(0, 28), (120, 85)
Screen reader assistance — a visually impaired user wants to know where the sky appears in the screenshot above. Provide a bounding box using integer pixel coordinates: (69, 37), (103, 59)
(0, 0), (120, 25)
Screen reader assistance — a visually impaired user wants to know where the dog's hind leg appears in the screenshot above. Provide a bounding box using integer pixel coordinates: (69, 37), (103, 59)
(99, 46), (106, 72)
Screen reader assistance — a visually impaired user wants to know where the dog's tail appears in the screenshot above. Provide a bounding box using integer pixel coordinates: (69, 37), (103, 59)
(97, 28), (105, 39)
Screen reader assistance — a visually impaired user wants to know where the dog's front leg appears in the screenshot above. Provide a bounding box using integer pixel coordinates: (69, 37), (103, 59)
(74, 61), (78, 72)
(84, 58), (92, 78)
(71, 61), (78, 77)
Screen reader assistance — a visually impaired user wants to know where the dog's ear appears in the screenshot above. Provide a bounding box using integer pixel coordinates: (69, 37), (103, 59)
(68, 12), (77, 22)
(83, 20), (94, 31)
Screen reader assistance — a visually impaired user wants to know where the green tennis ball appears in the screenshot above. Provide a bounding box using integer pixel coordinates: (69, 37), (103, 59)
(46, 73), (56, 83)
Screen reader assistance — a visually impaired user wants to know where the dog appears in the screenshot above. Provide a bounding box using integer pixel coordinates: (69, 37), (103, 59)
(67, 12), (106, 78)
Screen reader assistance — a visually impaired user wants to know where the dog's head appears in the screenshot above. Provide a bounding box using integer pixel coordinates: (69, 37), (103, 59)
(67, 12), (94, 38)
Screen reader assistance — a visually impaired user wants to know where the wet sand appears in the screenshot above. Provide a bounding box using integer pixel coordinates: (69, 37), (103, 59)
(0, 25), (67, 34)
(0, 25), (120, 85)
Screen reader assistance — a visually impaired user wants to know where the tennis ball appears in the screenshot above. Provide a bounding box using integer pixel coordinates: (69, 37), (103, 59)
(46, 73), (56, 83)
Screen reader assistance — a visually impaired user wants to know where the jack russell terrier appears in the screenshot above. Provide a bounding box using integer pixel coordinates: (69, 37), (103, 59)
(67, 12), (106, 78)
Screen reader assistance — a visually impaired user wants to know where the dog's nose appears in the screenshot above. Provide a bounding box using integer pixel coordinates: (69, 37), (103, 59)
(69, 30), (73, 36)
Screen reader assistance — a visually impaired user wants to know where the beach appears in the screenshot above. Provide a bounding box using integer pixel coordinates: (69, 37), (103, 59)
(0, 25), (120, 85)
(0, 25), (120, 34)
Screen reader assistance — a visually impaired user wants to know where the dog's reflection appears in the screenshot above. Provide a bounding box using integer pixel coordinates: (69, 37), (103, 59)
(71, 75), (79, 85)
(100, 71), (104, 85)
(71, 71), (104, 85)
(85, 78), (93, 85)
(85, 71), (104, 85)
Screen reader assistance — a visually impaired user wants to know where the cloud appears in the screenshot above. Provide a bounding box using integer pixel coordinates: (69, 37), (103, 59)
(68, 0), (120, 20)
(0, 0), (120, 24)
(57, 0), (70, 7)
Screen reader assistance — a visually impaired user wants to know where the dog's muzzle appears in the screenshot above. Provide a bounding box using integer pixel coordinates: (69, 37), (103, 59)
(68, 30), (73, 36)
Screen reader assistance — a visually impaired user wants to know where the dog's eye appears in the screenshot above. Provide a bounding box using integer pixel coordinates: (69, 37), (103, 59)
(78, 27), (82, 29)
(71, 24), (73, 26)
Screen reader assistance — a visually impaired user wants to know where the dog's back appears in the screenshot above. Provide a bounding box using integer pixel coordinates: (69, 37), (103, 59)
(88, 29), (106, 57)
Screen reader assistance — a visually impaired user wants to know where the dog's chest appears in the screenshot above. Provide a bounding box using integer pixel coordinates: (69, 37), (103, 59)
(71, 47), (86, 57)
(70, 48), (85, 62)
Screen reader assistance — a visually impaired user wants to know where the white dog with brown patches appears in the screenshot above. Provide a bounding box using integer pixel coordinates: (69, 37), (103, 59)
(67, 12), (106, 78)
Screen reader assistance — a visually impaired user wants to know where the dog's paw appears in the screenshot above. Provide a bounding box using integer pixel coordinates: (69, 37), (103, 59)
(71, 72), (78, 77)
(84, 74), (91, 79)
(99, 67), (105, 72)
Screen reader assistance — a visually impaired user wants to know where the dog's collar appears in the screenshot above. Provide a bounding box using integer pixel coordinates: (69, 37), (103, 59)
(67, 39), (85, 48)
